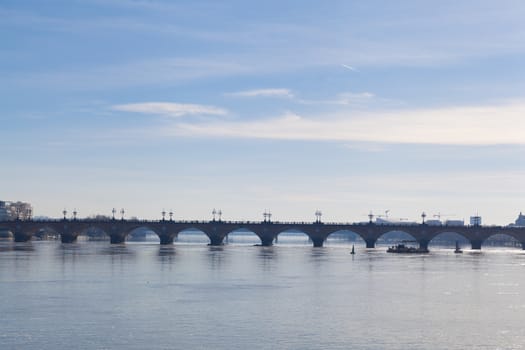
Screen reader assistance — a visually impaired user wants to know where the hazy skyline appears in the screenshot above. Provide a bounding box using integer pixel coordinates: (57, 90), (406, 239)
(1, 1), (524, 224)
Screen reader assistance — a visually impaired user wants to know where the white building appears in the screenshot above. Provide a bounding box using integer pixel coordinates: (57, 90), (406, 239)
(444, 219), (465, 227)
(470, 215), (482, 226)
(425, 219), (442, 226)
(513, 212), (525, 227)
(0, 200), (33, 220)
(0, 201), (9, 220)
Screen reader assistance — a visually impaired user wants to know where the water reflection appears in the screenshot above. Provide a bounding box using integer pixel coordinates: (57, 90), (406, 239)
(57, 243), (82, 266)
(0, 241), (34, 253)
(0, 242), (36, 271)
(309, 246), (328, 260)
(206, 245), (226, 270)
(0, 241), (12, 253)
(158, 245), (176, 257)
(256, 246), (277, 272)
(99, 244), (135, 257)
(3, 240), (525, 349)
(157, 245), (177, 267)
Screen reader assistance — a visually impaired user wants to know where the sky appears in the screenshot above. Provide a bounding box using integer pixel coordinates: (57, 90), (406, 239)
(1, 0), (524, 224)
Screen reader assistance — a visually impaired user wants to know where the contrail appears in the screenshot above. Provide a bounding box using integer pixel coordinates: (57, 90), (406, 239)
(341, 64), (359, 72)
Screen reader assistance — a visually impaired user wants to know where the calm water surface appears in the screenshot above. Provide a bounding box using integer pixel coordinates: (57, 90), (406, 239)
(1, 238), (525, 350)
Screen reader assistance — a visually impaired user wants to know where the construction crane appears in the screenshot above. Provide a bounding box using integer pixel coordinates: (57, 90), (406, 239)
(433, 213), (455, 220)
(376, 210), (390, 219)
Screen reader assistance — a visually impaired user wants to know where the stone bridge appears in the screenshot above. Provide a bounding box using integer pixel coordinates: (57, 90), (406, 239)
(1, 219), (525, 250)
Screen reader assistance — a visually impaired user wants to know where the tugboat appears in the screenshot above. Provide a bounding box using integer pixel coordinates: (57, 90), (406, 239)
(387, 240), (429, 254)
(454, 241), (463, 254)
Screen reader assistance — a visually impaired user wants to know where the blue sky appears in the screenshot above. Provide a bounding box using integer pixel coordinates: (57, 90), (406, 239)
(1, 0), (524, 224)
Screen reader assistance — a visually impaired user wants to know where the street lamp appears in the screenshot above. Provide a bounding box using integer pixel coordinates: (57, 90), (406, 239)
(368, 211), (374, 223)
(112, 208), (116, 220)
(73, 209), (77, 220)
(218, 209), (222, 222)
(161, 209), (166, 221)
(169, 210), (173, 221)
(421, 211), (427, 224)
(120, 208), (125, 220)
(315, 210), (322, 223)
(263, 210), (272, 223)
(212, 208), (216, 221)
(62, 209), (67, 220)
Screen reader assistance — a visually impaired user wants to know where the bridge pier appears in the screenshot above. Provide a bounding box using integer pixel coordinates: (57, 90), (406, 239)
(311, 238), (324, 247)
(110, 234), (126, 244)
(365, 238), (376, 249)
(418, 240), (429, 251)
(260, 237), (274, 246)
(159, 234), (175, 245)
(208, 235), (225, 246)
(61, 233), (79, 244)
(14, 231), (32, 242)
(471, 240), (482, 250)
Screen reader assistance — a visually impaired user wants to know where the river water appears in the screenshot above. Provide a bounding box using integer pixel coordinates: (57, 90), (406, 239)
(1, 236), (525, 350)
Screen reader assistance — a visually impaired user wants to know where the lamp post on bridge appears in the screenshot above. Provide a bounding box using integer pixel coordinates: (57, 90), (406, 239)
(120, 208), (125, 221)
(62, 209), (67, 220)
(212, 208), (216, 221)
(112, 208), (116, 220)
(169, 210), (173, 221)
(315, 210), (322, 223)
(368, 211), (374, 224)
(263, 210), (272, 223)
(161, 209), (166, 221)
(218, 209), (222, 222)
(73, 209), (77, 220)
(421, 212), (427, 224)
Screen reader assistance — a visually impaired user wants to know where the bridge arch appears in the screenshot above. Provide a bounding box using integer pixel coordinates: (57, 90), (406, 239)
(325, 229), (366, 246)
(176, 227), (211, 244)
(33, 226), (61, 240)
(483, 233), (522, 249)
(126, 226), (161, 243)
(13, 222), (88, 243)
(376, 230), (418, 246)
(223, 228), (260, 245)
(78, 225), (111, 241)
(428, 231), (470, 248)
(275, 228), (312, 246)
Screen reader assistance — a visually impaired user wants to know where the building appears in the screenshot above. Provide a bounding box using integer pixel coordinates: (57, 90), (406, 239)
(0, 201), (9, 220)
(470, 215), (482, 226)
(425, 219), (442, 226)
(0, 200), (33, 220)
(444, 219), (465, 227)
(514, 212), (525, 227)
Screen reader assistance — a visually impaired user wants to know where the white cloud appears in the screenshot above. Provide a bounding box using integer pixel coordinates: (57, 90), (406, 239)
(226, 88), (294, 98)
(341, 64), (359, 72)
(167, 101), (525, 145)
(335, 92), (375, 105)
(112, 102), (228, 117)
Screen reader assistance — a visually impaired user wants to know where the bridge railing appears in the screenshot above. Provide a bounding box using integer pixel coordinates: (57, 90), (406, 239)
(0, 218), (517, 230)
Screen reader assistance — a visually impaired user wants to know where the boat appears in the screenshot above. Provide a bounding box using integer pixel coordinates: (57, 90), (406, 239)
(387, 241), (429, 254)
(454, 241), (463, 254)
(350, 244), (355, 255)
